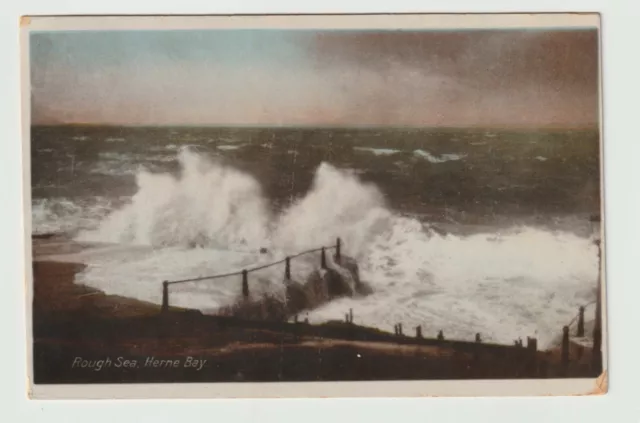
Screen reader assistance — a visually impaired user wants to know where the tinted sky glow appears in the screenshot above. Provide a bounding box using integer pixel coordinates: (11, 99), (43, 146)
(30, 28), (599, 127)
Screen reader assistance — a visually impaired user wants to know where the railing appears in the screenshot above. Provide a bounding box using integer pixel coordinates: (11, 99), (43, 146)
(383, 298), (601, 374)
(558, 299), (599, 373)
(158, 234), (604, 376)
(161, 237), (343, 312)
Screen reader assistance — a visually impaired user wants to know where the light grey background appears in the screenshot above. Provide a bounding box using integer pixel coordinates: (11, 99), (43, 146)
(2, 0), (639, 421)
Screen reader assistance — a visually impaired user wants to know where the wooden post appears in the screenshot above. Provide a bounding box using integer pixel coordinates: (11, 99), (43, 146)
(416, 325), (422, 338)
(336, 238), (342, 264)
(321, 247), (327, 269)
(475, 333), (482, 343)
(161, 281), (169, 313)
(242, 269), (249, 298)
(540, 351), (550, 379)
(577, 306), (585, 337)
(349, 308), (353, 324)
(561, 325), (570, 371)
(592, 239), (603, 374)
(527, 337), (538, 377)
(285, 256), (291, 280)
(437, 330), (444, 341)
(345, 313), (349, 323)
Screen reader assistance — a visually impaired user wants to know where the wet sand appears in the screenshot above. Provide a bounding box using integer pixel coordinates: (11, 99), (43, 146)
(31, 257), (600, 384)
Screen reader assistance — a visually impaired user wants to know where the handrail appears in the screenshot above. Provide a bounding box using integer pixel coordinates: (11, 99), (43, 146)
(565, 300), (597, 328)
(166, 245), (337, 286)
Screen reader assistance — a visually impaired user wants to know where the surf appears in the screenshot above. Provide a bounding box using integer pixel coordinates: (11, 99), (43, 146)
(71, 149), (598, 348)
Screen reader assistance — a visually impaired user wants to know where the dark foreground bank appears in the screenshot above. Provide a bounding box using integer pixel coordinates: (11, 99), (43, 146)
(31, 261), (601, 384)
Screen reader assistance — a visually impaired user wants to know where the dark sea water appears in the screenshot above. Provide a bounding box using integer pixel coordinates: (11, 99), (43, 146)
(31, 125), (600, 234)
(29, 125), (602, 346)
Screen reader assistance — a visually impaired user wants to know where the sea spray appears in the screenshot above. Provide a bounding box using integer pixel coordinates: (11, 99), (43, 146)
(79, 149), (271, 249)
(272, 162), (391, 255)
(75, 149), (599, 347)
(310, 224), (599, 348)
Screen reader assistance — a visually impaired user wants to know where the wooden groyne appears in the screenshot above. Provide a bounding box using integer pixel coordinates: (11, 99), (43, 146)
(160, 238), (366, 320)
(155, 235), (603, 377)
(31, 235), (604, 383)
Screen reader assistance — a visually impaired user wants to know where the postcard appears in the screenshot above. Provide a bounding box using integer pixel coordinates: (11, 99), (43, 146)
(22, 13), (606, 399)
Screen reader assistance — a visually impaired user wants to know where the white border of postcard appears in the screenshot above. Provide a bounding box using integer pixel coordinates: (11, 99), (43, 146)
(21, 12), (606, 399)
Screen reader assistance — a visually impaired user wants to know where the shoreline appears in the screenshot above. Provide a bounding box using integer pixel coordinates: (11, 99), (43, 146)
(31, 256), (601, 384)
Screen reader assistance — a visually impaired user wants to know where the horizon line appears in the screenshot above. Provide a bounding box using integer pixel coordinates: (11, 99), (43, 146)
(30, 122), (600, 131)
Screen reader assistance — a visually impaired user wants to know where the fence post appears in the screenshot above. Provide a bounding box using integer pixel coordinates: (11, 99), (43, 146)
(285, 256), (291, 280)
(161, 281), (169, 313)
(592, 238), (603, 374)
(561, 325), (570, 372)
(577, 306), (585, 337)
(349, 308), (353, 324)
(336, 238), (342, 264)
(321, 247), (327, 269)
(242, 269), (249, 298)
(527, 337), (538, 377)
(416, 325), (422, 338)
(345, 313), (349, 323)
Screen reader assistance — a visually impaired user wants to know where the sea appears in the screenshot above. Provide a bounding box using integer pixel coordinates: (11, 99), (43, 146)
(30, 125), (602, 348)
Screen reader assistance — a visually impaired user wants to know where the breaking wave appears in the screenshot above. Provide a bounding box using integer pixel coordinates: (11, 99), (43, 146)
(74, 149), (598, 347)
(354, 147), (401, 156)
(32, 197), (117, 235)
(414, 149), (466, 163)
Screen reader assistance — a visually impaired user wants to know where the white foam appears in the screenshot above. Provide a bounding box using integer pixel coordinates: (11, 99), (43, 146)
(74, 150), (598, 348)
(90, 162), (140, 176)
(150, 144), (180, 152)
(306, 223), (598, 348)
(92, 151), (175, 176)
(71, 244), (325, 310)
(217, 144), (244, 151)
(354, 147), (401, 156)
(414, 150), (466, 163)
(32, 197), (115, 234)
(79, 149), (270, 249)
(536, 156), (548, 162)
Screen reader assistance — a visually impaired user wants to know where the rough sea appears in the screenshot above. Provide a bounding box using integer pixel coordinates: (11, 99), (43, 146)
(30, 125), (602, 347)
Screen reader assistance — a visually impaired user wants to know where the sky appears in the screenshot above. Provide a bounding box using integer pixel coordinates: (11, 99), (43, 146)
(30, 28), (599, 127)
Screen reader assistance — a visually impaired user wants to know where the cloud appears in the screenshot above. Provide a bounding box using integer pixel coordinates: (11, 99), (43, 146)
(31, 28), (599, 127)
(307, 29), (599, 127)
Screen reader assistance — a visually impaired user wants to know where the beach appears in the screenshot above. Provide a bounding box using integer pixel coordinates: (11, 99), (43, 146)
(32, 253), (599, 384)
